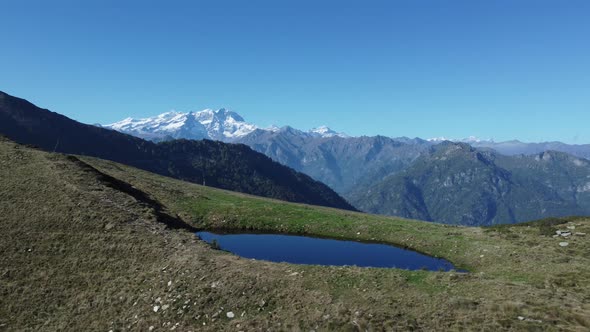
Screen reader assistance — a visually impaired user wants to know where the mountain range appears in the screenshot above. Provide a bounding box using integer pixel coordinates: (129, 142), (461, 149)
(105, 108), (590, 225)
(103, 110), (348, 142)
(0, 91), (354, 211)
(2, 91), (589, 225)
(349, 142), (590, 225)
(105, 109), (590, 159)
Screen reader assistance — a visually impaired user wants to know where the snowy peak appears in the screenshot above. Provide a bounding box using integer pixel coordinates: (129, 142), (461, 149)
(427, 136), (494, 143)
(105, 111), (208, 140)
(105, 108), (351, 142)
(192, 108), (256, 140)
(194, 108), (245, 124)
(308, 126), (349, 138)
(104, 108), (257, 141)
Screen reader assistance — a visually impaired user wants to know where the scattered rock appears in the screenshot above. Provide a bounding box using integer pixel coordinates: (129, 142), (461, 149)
(556, 230), (562, 235)
(560, 232), (572, 237)
(559, 242), (569, 247)
(289, 272), (299, 276)
(168, 280), (172, 287)
(148, 326), (154, 331)
(162, 304), (170, 311)
(567, 225), (576, 230)
(153, 305), (160, 312)
(517, 316), (542, 323)
(575, 232), (586, 236)
(211, 281), (220, 288)
(226, 311), (235, 319)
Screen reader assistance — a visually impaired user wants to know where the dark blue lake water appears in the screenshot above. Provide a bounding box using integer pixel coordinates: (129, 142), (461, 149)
(197, 231), (459, 271)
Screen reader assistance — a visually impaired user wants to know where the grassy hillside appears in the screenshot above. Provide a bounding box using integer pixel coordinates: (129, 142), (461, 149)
(1, 138), (589, 331)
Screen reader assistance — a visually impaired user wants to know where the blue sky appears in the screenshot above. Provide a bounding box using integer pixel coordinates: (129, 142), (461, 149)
(1, 0), (589, 143)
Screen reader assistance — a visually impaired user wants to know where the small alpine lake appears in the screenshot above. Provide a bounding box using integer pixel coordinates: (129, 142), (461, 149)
(197, 231), (462, 271)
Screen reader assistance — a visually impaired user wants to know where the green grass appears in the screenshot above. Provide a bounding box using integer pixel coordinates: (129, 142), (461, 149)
(1, 138), (589, 331)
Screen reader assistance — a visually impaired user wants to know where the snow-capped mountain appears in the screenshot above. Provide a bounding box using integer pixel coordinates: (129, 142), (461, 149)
(104, 109), (258, 141)
(309, 126), (349, 138)
(107, 111), (209, 141)
(427, 136), (493, 143)
(193, 108), (258, 140)
(104, 109), (348, 141)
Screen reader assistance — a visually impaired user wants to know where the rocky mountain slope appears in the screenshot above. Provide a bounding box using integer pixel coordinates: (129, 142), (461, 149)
(472, 140), (590, 159)
(349, 142), (590, 225)
(0, 91), (354, 210)
(236, 129), (430, 193)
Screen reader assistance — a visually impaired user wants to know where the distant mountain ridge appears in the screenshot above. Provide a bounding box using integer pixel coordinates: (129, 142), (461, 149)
(104, 109), (590, 193)
(103, 108), (590, 226)
(0, 90), (355, 211)
(104, 110), (348, 142)
(105, 110), (590, 160)
(236, 130), (429, 193)
(349, 142), (590, 225)
(5, 91), (589, 226)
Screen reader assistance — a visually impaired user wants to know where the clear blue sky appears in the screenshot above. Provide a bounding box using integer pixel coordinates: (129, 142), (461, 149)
(1, 0), (589, 143)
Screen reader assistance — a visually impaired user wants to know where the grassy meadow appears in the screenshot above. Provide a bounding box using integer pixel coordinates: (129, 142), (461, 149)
(0, 138), (589, 331)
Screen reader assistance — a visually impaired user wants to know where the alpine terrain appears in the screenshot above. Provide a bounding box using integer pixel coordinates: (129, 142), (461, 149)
(0, 91), (354, 210)
(106, 109), (590, 225)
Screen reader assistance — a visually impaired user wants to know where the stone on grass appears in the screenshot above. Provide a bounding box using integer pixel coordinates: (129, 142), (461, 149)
(226, 311), (235, 319)
(559, 242), (569, 247)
